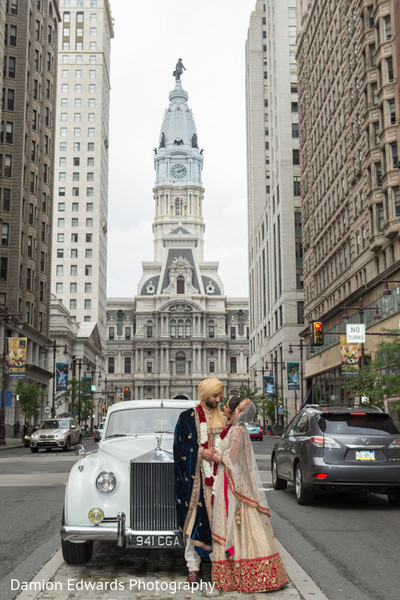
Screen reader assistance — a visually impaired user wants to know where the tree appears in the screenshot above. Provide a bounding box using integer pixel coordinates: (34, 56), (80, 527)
(16, 381), (45, 420)
(346, 335), (400, 411)
(55, 378), (94, 422)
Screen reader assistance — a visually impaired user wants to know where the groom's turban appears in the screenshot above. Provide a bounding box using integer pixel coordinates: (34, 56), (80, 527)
(197, 378), (223, 401)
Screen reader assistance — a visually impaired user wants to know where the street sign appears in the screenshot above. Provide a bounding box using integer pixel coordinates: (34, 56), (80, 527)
(44, 406), (51, 414)
(278, 406), (284, 414)
(346, 323), (365, 343)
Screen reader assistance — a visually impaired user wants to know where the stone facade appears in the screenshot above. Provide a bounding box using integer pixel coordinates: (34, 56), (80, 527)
(297, 0), (400, 402)
(245, 0), (304, 416)
(105, 76), (249, 402)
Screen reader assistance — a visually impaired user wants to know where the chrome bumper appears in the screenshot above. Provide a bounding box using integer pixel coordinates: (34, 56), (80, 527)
(60, 512), (183, 548)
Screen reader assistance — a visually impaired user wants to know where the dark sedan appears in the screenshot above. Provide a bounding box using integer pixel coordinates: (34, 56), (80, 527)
(271, 405), (400, 505)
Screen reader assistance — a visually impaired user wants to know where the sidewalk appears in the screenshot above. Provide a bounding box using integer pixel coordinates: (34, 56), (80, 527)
(0, 437), (24, 450)
(15, 539), (330, 600)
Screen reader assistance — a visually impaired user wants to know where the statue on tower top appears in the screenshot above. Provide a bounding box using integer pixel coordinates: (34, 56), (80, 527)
(173, 58), (186, 82)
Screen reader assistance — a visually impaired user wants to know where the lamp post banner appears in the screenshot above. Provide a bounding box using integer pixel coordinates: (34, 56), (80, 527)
(340, 334), (360, 376)
(8, 338), (27, 379)
(263, 374), (275, 396)
(56, 363), (69, 391)
(82, 376), (92, 397)
(287, 362), (300, 390)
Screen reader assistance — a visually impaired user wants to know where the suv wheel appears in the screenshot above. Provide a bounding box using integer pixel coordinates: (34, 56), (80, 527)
(63, 437), (71, 452)
(387, 491), (400, 506)
(272, 456), (287, 490)
(295, 464), (313, 505)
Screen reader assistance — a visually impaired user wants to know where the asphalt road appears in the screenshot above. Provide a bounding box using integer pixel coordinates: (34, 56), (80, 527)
(1, 436), (399, 600)
(0, 439), (97, 600)
(261, 437), (400, 600)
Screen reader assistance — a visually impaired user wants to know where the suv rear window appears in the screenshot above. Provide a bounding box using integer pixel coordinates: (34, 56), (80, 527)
(319, 413), (399, 435)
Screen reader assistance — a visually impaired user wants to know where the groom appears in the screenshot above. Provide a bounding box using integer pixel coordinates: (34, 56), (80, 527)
(173, 378), (225, 583)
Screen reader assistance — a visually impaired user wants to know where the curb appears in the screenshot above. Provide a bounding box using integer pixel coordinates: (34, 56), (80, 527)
(14, 541), (330, 600)
(275, 539), (330, 600)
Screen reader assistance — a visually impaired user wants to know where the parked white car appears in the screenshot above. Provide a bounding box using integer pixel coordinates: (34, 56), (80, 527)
(61, 399), (195, 564)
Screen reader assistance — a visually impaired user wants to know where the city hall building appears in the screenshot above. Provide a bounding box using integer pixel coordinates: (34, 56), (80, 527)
(105, 71), (249, 402)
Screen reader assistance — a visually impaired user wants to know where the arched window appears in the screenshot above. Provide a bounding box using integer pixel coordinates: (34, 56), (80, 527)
(176, 352), (186, 373)
(178, 319), (184, 337)
(177, 275), (185, 294)
(175, 198), (182, 216)
(170, 319), (176, 337)
(185, 319), (191, 337)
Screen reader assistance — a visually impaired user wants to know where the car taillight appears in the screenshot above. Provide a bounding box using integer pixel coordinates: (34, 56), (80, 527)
(311, 436), (341, 449)
(313, 473), (327, 479)
(388, 439), (400, 449)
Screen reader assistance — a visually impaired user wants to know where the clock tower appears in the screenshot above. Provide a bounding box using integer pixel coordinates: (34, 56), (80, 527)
(152, 75), (205, 262)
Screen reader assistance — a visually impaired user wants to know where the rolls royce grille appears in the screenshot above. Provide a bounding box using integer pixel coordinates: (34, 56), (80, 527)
(130, 462), (177, 530)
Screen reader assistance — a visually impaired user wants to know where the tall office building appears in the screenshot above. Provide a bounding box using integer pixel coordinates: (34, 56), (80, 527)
(105, 70), (249, 402)
(246, 0), (304, 414)
(0, 0), (61, 434)
(297, 0), (400, 403)
(52, 0), (113, 350)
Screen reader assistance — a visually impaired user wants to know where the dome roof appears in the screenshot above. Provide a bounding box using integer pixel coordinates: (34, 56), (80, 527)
(158, 81), (199, 150)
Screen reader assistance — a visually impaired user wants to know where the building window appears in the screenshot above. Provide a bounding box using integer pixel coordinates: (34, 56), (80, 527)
(108, 357), (114, 373)
(109, 327), (114, 340)
(147, 325), (153, 338)
(230, 357), (237, 373)
(292, 123), (299, 138)
(230, 327), (236, 340)
(208, 322), (215, 338)
(124, 357), (131, 374)
(176, 353), (186, 373)
(392, 187), (400, 217)
(177, 276), (185, 294)
(125, 327), (131, 340)
(209, 361), (215, 373)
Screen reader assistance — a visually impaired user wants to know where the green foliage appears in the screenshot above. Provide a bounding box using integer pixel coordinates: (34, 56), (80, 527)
(55, 378), (94, 421)
(16, 381), (45, 419)
(232, 384), (279, 424)
(346, 335), (400, 410)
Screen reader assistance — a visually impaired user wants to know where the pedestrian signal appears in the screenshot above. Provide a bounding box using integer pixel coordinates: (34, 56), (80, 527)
(312, 321), (324, 346)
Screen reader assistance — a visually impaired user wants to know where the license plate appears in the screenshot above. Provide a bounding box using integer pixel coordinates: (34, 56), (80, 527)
(356, 450), (375, 461)
(127, 534), (183, 548)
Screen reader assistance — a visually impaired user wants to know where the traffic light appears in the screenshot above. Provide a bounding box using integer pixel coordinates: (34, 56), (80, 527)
(124, 387), (130, 400)
(312, 321), (324, 346)
(101, 405), (106, 415)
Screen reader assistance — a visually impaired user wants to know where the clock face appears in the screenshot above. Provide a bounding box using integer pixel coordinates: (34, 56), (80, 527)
(171, 163), (187, 179)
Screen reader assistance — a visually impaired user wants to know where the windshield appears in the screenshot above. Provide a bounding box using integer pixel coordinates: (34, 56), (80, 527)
(319, 413), (399, 435)
(106, 407), (184, 438)
(41, 419), (69, 430)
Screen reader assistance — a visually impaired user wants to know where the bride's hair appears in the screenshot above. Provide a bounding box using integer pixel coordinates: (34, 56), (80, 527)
(228, 396), (243, 412)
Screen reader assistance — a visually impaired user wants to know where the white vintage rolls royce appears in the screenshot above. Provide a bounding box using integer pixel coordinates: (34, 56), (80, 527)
(61, 399), (195, 564)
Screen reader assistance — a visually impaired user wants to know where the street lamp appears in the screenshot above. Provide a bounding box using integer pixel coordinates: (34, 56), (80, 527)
(0, 307), (24, 446)
(382, 278), (400, 296)
(342, 298), (380, 368)
(41, 341), (68, 418)
(84, 365), (102, 433)
(288, 338), (315, 411)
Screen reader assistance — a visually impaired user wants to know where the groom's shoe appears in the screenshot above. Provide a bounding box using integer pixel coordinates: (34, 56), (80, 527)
(186, 571), (199, 584)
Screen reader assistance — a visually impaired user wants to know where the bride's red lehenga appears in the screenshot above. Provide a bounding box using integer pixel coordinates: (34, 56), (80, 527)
(211, 399), (288, 593)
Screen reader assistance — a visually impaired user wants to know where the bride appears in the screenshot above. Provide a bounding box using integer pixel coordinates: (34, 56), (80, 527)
(211, 396), (288, 593)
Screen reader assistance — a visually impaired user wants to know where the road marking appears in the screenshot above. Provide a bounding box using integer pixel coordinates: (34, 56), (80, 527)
(0, 473), (69, 486)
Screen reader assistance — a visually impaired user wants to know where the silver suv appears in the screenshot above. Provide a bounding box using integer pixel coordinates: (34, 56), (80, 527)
(30, 418), (82, 453)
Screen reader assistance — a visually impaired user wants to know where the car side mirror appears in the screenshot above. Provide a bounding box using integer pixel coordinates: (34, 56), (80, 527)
(281, 432), (287, 440)
(71, 425), (76, 429)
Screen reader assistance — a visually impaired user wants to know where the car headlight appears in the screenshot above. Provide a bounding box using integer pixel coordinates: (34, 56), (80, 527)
(88, 507), (104, 524)
(55, 432), (65, 438)
(31, 433), (39, 439)
(96, 471), (116, 493)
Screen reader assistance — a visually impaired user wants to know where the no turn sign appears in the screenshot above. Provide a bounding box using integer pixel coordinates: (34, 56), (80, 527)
(346, 324), (365, 343)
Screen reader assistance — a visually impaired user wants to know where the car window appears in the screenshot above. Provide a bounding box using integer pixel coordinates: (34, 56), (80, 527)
(106, 407), (185, 437)
(41, 419), (68, 429)
(319, 413), (399, 435)
(295, 413), (310, 433)
(286, 413), (302, 436)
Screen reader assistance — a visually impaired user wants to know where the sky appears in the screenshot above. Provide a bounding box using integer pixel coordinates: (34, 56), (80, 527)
(107, 0), (257, 299)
